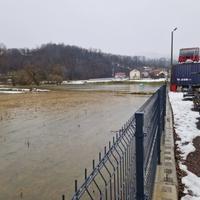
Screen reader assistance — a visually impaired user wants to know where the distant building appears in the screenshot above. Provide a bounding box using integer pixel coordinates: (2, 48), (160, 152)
(158, 70), (168, 78)
(149, 69), (167, 79)
(141, 71), (149, 78)
(115, 72), (126, 79)
(129, 69), (141, 80)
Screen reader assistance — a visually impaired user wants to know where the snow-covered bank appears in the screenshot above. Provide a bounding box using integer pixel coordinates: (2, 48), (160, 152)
(62, 78), (166, 85)
(129, 78), (166, 83)
(169, 92), (200, 199)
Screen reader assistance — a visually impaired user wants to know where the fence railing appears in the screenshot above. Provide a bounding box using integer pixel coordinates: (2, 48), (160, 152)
(63, 85), (166, 200)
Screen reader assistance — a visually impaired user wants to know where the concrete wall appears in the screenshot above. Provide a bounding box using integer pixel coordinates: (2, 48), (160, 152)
(153, 96), (178, 200)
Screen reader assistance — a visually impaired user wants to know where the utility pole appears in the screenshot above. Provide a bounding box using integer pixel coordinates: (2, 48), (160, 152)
(171, 27), (177, 67)
(170, 27), (177, 82)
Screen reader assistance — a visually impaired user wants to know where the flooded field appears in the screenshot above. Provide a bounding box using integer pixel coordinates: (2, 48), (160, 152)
(46, 82), (161, 93)
(0, 84), (159, 200)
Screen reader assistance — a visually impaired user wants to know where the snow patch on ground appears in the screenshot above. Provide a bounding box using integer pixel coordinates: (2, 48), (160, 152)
(62, 78), (166, 85)
(0, 88), (49, 94)
(129, 78), (166, 83)
(0, 91), (24, 94)
(169, 92), (200, 199)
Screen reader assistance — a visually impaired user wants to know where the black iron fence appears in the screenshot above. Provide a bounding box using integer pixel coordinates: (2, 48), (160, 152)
(64, 85), (166, 200)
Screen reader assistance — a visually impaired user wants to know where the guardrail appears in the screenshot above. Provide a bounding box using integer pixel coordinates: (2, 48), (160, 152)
(63, 85), (166, 200)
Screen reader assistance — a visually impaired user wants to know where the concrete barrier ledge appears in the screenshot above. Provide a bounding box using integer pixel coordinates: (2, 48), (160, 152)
(153, 96), (178, 200)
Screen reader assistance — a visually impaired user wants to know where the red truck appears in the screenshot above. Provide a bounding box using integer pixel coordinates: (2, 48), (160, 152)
(178, 47), (200, 63)
(170, 47), (200, 91)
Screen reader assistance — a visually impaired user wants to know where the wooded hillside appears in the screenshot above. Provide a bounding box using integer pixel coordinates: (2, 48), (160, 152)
(0, 43), (169, 85)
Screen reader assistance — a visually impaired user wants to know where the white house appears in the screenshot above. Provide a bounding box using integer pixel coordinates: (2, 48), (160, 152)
(129, 69), (141, 80)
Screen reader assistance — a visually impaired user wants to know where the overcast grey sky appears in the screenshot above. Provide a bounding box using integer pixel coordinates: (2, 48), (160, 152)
(0, 0), (200, 58)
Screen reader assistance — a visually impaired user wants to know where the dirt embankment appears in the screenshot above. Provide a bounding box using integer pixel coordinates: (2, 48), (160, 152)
(184, 135), (200, 177)
(173, 110), (200, 199)
(184, 117), (200, 178)
(184, 111), (200, 176)
(173, 127), (187, 199)
(170, 106), (186, 199)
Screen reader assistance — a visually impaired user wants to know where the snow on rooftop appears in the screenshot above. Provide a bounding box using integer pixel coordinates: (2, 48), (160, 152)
(169, 92), (200, 199)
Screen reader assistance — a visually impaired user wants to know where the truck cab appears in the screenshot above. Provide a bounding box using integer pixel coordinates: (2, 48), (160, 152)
(178, 47), (200, 63)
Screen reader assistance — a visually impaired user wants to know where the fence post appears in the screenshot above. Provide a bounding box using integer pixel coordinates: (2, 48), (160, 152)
(164, 84), (167, 117)
(162, 85), (166, 131)
(74, 180), (78, 200)
(157, 89), (162, 165)
(164, 85), (167, 116)
(135, 112), (144, 200)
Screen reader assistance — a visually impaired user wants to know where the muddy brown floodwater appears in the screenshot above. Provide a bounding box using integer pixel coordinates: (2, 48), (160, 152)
(0, 89), (150, 200)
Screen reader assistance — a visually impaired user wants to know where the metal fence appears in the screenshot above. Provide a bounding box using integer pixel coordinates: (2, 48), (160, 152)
(64, 85), (166, 200)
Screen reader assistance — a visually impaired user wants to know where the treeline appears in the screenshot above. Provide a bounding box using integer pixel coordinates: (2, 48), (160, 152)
(0, 43), (170, 85)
